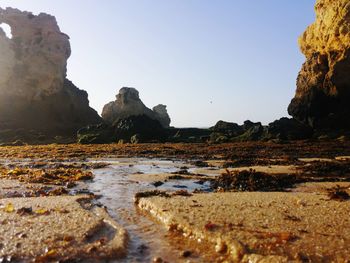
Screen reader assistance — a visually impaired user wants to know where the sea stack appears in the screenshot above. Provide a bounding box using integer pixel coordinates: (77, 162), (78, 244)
(288, 0), (350, 130)
(0, 7), (101, 139)
(102, 87), (171, 128)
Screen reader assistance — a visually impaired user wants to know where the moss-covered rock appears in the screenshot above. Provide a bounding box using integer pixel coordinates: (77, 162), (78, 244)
(77, 123), (115, 144)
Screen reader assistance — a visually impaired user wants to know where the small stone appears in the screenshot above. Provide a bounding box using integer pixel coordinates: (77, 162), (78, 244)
(181, 250), (192, 258)
(152, 181), (164, 187)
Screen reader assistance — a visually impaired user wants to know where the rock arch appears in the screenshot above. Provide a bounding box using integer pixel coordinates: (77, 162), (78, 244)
(0, 23), (12, 39)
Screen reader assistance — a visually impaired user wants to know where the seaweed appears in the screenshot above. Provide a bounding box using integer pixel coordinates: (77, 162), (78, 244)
(211, 169), (297, 192)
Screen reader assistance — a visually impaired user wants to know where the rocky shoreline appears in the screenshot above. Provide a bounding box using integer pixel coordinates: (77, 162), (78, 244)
(1, 0), (350, 261)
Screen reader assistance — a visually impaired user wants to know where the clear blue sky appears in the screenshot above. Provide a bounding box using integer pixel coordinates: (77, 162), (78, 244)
(0, 1), (315, 127)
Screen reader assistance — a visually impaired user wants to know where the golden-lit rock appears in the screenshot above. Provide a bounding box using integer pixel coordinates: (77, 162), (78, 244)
(288, 0), (350, 130)
(299, 0), (350, 57)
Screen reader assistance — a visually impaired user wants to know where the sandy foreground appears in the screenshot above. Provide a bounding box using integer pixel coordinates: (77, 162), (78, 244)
(138, 184), (350, 262)
(0, 142), (349, 261)
(0, 195), (127, 262)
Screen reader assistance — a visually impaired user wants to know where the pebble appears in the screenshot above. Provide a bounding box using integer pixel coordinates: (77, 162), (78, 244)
(181, 250), (192, 257)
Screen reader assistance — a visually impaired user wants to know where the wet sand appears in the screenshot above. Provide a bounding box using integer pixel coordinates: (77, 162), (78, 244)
(0, 141), (349, 261)
(0, 195), (127, 262)
(138, 187), (350, 262)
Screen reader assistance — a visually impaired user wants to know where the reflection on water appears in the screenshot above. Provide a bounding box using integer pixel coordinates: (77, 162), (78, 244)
(88, 158), (212, 262)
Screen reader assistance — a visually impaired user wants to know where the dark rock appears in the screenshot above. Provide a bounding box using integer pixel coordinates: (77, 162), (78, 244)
(243, 120), (260, 131)
(181, 251), (192, 258)
(209, 118), (313, 142)
(287, 52), (350, 130)
(114, 115), (166, 142)
(210, 120), (243, 136)
(266, 118), (313, 140)
(235, 121), (264, 141)
(77, 123), (115, 144)
(78, 115), (167, 144)
(192, 160), (209, 167)
(210, 120), (244, 143)
(152, 181), (164, 187)
(167, 128), (211, 143)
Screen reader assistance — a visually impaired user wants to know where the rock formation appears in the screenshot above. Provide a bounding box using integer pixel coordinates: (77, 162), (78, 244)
(209, 120), (264, 142)
(0, 7), (101, 140)
(113, 115), (167, 142)
(102, 87), (171, 128)
(153, 104), (171, 128)
(77, 115), (167, 144)
(288, 0), (350, 130)
(209, 118), (313, 143)
(266, 118), (313, 140)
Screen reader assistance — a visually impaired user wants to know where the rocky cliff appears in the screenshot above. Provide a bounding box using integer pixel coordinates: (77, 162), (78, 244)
(0, 7), (101, 140)
(102, 87), (171, 128)
(288, 0), (350, 130)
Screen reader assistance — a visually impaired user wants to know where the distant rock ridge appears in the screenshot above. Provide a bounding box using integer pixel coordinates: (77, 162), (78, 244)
(0, 7), (101, 140)
(210, 118), (313, 142)
(102, 87), (171, 128)
(288, 0), (350, 130)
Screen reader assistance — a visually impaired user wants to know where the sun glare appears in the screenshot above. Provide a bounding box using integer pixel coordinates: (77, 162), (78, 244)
(0, 23), (12, 39)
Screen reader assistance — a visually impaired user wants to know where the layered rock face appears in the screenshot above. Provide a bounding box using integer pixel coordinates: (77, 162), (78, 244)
(288, 0), (350, 130)
(102, 87), (171, 128)
(0, 8), (101, 138)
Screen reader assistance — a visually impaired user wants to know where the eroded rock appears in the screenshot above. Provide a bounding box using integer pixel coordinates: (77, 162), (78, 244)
(288, 0), (350, 130)
(153, 104), (171, 128)
(0, 7), (101, 141)
(78, 115), (167, 144)
(102, 87), (171, 128)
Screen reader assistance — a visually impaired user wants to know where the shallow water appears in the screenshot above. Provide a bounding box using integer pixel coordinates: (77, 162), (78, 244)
(0, 157), (215, 261)
(88, 158), (213, 262)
